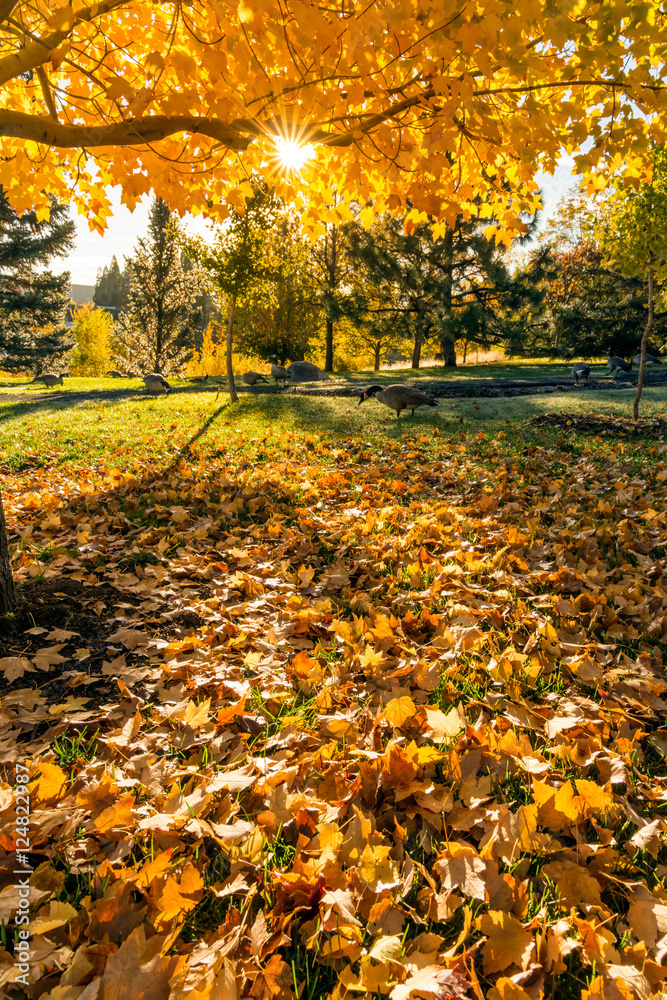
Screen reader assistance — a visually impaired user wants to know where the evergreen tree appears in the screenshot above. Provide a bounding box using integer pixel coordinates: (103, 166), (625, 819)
(345, 209), (544, 367)
(0, 192), (75, 374)
(93, 255), (129, 312)
(181, 254), (220, 347)
(306, 194), (358, 371)
(115, 198), (204, 372)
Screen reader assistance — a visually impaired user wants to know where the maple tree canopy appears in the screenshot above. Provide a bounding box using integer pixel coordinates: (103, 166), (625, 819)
(2, 1), (667, 240)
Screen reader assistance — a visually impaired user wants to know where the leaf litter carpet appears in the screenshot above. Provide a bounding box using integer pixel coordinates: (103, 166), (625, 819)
(2, 430), (667, 1000)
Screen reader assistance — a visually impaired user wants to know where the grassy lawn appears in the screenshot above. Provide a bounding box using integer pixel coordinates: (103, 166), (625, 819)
(1, 383), (666, 474)
(346, 358), (616, 383)
(2, 385), (667, 1000)
(0, 358), (641, 400)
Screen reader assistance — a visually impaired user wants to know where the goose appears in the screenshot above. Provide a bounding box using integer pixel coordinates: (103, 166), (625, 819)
(633, 352), (662, 366)
(187, 374), (209, 384)
(29, 373), (67, 387)
(270, 361), (292, 386)
(607, 355), (633, 378)
(243, 371), (269, 386)
(358, 383), (438, 418)
(572, 363), (590, 385)
(106, 369), (124, 378)
(142, 373), (171, 394)
(125, 371), (138, 378)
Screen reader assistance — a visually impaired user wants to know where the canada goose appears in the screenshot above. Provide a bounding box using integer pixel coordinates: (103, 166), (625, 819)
(572, 363), (590, 385)
(271, 362), (292, 386)
(243, 371), (269, 386)
(358, 383), (438, 418)
(633, 352), (662, 366)
(106, 370), (124, 378)
(29, 373), (67, 387)
(607, 355), (633, 377)
(188, 374), (209, 383)
(142, 373), (171, 394)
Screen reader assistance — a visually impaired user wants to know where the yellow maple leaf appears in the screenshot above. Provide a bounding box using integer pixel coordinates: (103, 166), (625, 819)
(182, 697), (212, 728)
(383, 696), (417, 728)
(94, 794), (136, 834)
(475, 911), (534, 974)
(29, 762), (67, 806)
(152, 863), (204, 929)
(357, 844), (401, 892)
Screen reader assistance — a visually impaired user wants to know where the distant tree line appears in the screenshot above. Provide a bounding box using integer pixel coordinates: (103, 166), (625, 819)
(1, 185), (664, 379)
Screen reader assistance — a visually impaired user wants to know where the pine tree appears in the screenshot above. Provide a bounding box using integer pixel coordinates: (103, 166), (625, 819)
(345, 209), (544, 367)
(93, 255), (129, 312)
(0, 192), (75, 374)
(115, 198), (203, 372)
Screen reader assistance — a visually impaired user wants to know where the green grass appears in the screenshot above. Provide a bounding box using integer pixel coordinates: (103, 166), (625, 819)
(0, 374), (229, 396)
(52, 728), (99, 767)
(345, 357), (616, 383)
(0, 357), (646, 401)
(1, 382), (666, 476)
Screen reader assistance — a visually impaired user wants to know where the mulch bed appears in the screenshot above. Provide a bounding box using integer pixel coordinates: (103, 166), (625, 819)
(531, 412), (667, 437)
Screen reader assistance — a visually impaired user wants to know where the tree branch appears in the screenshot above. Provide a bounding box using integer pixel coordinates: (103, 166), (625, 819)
(0, 109), (254, 150)
(36, 67), (58, 121)
(0, 0), (128, 87)
(0, 0), (19, 24)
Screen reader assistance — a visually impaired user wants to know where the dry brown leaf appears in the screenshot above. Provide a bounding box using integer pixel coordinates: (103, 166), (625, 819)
(390, 965), (470, 1000)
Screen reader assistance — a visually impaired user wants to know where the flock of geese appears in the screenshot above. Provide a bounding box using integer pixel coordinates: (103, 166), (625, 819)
(23, 366), (440, 419)
(573, 351), (662, 385)
(22, 349), (663, 420)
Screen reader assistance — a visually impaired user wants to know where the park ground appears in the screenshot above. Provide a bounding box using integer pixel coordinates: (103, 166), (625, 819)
(1, 367), (667, 999)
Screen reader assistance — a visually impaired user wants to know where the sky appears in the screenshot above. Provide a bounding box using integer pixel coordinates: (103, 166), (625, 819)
(63, 158), (578, 287)
(66, 188), (213, 287)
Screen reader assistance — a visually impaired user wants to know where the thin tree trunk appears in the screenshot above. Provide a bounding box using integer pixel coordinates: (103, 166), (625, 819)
(374, 343), (381, 370)
(325, 316), (334, 372)
(634, 268), (653, 420)
(324, 225), (337, 371)
(412, 325), (422, 368)
(226, 293), (238, 404)
(0, 492), (16, 614)
(462, 340), (467, 364)
(439, 224), (456, 366)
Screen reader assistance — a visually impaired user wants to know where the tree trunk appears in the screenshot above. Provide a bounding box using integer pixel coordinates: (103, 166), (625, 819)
(325, 316), (334, 372)
(634, 268), (653, 420)
(441, 335), (457, 366)
(412, 327), (422, 369)
(462, 340), (467, 364)
(439, 225), (456, 366)
(324, 225), (337, 371)
(0, 492), (16, 614)
(226, 293), (238, 404)
(374, 342), (381, 370)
